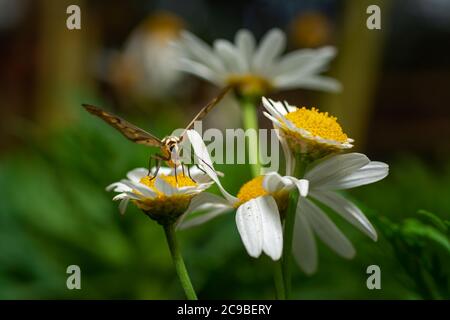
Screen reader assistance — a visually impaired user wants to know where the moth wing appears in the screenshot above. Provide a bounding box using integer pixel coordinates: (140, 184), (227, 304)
(82, 104), (162, 147)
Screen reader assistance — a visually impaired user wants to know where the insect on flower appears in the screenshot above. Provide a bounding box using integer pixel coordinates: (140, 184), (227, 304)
(82, 86), (230, 181)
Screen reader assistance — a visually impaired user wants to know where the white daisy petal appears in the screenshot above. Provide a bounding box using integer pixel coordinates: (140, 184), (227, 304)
(106, 182), (132, 193)
(178, 207), (231, 230)
(177, 192), (232, 229)
(274, 128), (294, 176)
(299, 46), (336, 73)
(276, 75), (342, 92)
(305, 153), (370, 189)
(253, 28), (286, 73)
(282, 100), (297, 113)
(178, 58), (222, 85)
(272, 48), (316, 76)
(186, 192), (230, 213)
(266, 99), (298, 127)
(302, 198), (356, 259)
(112, 193), (128, 201)
(120, 180), (156, 198)
(259, 196), (283, 260)
(322, 161), (389, 190)
(274, 46), (337, 81)
(235, 29), (255, 71)
(264, 100), (295, 117)
(186, 130), (238, 204)
(263, 172), (285, 193)
(153, 166), (174, 176)
(177, 185), (205, 194)
(186, 167), (212, 184)
(123, 191), (142, 200)
(154, 176), (177, 196)
(126, 168), (148, 183)
(118, 198), (130, 215)
(263, 172), (295, 193)
(261, 97), (287, 119)
(293, 205), (318, 274)
(294, 179), (309, 197)
(235, 199), (264, 258)
(263, 111), (283, 127)
(180, 31), (225, 73)
(214, 39), (246, 73)
(185, 130), (214, 171)
(310, 190), (377, 241)
(111, 190), (141, 201)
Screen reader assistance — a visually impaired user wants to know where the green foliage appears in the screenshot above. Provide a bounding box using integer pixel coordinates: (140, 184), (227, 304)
(374, 210), (449, 299)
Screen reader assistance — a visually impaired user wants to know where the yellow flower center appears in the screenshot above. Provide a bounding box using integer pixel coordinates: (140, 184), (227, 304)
(143, 12), (184, 42)
(134, 174), (198, 224)
(236, 176), (268, 205)
(285, 107), (348, 142)
(140, 174), (197, 193)
(227, 74), (273, 96)
(235, 176), (289, 213)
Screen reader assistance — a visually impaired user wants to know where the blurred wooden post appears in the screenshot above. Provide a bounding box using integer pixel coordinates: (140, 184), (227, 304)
(322, 0), (391, 149)
(36, 0), (90, 130)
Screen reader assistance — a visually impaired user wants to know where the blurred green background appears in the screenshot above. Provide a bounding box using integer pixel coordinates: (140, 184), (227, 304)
(0, 0), (449, 299)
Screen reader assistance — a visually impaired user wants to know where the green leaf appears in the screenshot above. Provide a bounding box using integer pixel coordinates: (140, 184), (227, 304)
(402, 219), (450, 254)
(417, 210), (448, 233)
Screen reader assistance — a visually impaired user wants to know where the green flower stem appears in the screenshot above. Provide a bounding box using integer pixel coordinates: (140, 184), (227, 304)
(163, 223), (198, 300)
(282, 190), (298, 299)
(282, 153), (308, 299)
(273, 260), (286, 300)
(240, 97), (261, 178)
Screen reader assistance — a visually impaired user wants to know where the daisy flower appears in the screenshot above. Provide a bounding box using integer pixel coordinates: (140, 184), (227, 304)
(174, 28), (341, 97)
(107, 163), (214, 300)
(263, 152), (389, 274)
(179, 130), (309, 260)
(262, 97), (354, 159)
(107, 166), (213, 225)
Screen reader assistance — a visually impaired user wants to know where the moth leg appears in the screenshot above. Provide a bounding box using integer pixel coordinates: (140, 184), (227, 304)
(147, 156), (153, 176)
(195, 163), (207, 175)
(187, 165), (195, 182)
(181, 162), (186, 177)
(198, 157), (215, 173)
(150, 155), (162, 181)
(174, 164), (178, 186)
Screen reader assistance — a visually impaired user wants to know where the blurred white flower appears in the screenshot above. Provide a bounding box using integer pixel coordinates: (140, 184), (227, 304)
(175, 28), (341, 97)
(110, 12), (185, 99)
(263, 152), (389, 274)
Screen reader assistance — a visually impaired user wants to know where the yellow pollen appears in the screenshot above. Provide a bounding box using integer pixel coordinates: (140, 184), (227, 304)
(236, 176), (269, 206)
(227, 74), (273, 96)
(140, 174), (197, 193)
(285, 107), (348, 142)
(235, 176), (290, 213)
